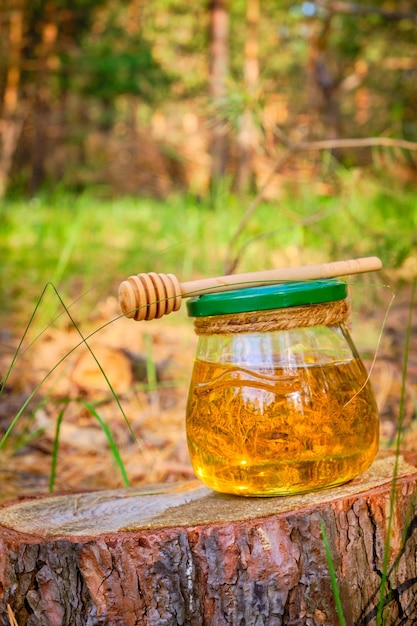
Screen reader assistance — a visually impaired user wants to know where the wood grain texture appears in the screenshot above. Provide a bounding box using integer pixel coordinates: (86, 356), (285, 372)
(0, 453), (416, 625)
(119, 257), (383, 321)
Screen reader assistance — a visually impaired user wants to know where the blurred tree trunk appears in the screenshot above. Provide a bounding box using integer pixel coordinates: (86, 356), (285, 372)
(208, 0), (230, 188)
(306, 14), (342, 152)
(0, 2), (24, 198)
(126, 0), (144, 135)
(235, 0), (260, 195)
(30, 16), (58, 193)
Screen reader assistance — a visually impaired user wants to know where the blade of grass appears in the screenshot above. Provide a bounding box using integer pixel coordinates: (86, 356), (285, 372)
(79, 399), (130, 487)
(319, 518), (347, 626)
(36, 216), (83, 329)
(343, 283), (395, 409)
(12, 427), (44, 455)
(0, 282), (140, 451)
(376, 276), (417, 625)
(143, 333), (158, 391)
(0, 281), (50, 395)
(49, 401), (68, 492)
(50, 285), (140, 449)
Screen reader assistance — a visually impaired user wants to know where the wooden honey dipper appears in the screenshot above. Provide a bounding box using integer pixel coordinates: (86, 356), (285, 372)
(119, 256), (382, 321)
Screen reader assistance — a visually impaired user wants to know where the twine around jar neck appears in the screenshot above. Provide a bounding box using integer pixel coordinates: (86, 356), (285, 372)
(193, 298), (351, 335)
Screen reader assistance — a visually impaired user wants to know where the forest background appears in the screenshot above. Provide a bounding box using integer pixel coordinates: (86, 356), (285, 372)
(1, 0), (417, 496)
(2, 0), (417, 201)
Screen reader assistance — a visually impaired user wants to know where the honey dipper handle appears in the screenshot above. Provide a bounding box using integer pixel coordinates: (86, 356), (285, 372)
(119, 257), (382, 321)
(180, 256), (382, 297)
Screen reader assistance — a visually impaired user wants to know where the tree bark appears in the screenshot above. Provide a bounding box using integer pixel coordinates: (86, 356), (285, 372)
(1, 452), (417, 625)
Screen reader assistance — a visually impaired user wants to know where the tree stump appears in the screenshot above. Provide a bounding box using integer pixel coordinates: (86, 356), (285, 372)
(1, 452), (417, 626)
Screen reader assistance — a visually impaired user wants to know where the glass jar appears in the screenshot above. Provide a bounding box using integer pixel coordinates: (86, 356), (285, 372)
(185, 279), (379, 496)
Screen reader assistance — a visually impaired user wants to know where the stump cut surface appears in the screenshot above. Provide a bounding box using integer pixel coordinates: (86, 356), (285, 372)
(0, 453), (416, 625)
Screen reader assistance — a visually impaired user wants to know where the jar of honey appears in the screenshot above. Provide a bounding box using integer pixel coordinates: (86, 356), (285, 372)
(185, 279), (379, 496)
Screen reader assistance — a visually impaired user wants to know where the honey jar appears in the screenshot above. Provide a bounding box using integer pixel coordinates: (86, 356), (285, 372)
(185, 279), (379, 496)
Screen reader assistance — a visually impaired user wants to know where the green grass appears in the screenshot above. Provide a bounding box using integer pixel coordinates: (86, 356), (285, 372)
(2, 173), (416, 329)
(376, 278), (417, 625)
(0, 192), (256, 326)
(320, 518), (347, 626)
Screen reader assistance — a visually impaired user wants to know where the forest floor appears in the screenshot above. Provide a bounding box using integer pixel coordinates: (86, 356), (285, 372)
(1, 284), (416, 505)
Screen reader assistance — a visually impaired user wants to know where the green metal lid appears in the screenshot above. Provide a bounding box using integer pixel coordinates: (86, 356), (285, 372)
(186, 279), (347, 317)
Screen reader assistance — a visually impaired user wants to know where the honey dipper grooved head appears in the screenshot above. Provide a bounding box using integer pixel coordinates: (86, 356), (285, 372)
(119, 273), (182, 321)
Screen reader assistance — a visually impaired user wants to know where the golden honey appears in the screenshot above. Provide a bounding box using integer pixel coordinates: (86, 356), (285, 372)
(186, 279), (380, 496)
(186, 356), (379, 496)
